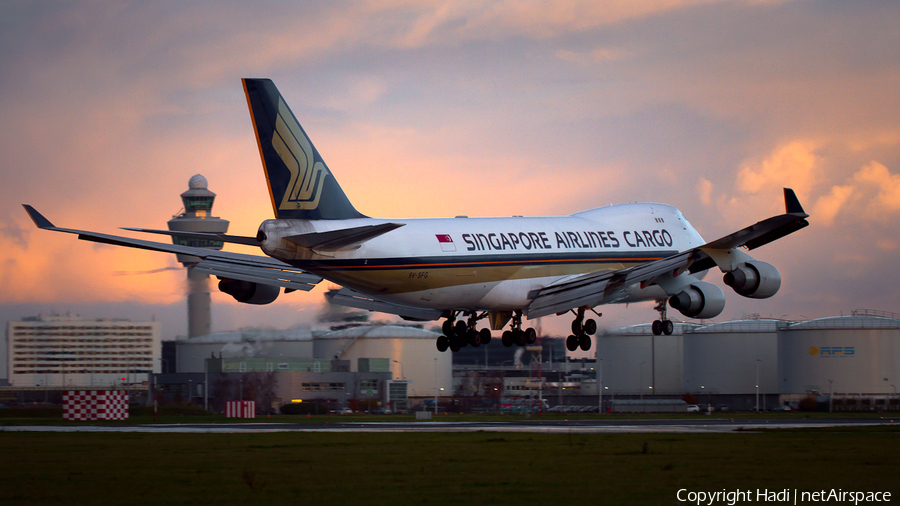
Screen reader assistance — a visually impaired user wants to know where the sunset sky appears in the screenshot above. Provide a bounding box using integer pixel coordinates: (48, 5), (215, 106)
(1, 1), (898, 341)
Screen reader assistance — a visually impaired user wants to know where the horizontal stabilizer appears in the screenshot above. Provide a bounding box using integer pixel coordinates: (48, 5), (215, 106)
(327, 288), (443, 321)
(286, 223), (405, 251)
(121, 227), (260, 246)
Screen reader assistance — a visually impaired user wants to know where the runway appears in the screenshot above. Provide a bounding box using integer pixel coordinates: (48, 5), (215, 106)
(2, 417), (896, 434)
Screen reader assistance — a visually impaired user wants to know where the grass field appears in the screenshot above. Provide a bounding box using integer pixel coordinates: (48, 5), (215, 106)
(1, 426), (898, 505)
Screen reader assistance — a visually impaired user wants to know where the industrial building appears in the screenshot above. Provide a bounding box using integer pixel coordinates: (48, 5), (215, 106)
(155, 324), (452, 412)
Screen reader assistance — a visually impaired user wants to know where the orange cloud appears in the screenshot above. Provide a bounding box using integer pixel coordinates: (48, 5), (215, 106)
(736, 140), (819, 197)
(696, 177), (714, 206)
(853, 161), (900, 212)
(811, 185), (854, 226)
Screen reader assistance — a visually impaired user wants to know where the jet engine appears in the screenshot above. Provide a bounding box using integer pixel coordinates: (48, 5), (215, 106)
(218, 279), (280, 305)
(723, 260), (781, 299)
(668, 281), (726, 319)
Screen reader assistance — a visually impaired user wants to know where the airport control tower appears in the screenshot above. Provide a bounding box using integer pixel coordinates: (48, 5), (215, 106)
(167, 174), (229, 338)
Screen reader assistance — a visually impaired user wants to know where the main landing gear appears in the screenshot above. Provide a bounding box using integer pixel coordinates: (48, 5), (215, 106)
(566, 307), (599, 352)
(435, 310), (536, 353)
(436, 311), (492, 353)
(651, 299), (674, 336)
(500, 311), (536, 347)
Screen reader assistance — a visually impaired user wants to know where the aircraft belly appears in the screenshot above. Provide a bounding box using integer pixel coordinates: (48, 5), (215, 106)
(308, 261), (628, 311)
(311, 262), (616, 295)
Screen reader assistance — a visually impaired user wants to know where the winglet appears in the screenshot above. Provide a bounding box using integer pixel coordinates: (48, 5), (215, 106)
(783, 188), (806, 215)
(22, 205), (56, 229)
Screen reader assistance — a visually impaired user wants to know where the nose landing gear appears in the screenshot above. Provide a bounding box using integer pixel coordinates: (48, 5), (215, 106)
(651, 299), (674, 335)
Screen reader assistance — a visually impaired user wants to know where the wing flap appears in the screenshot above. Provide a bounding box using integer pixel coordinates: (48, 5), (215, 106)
(526, 250), (702, 318)
(327, 288), (443, 321)
(193, 259), (320, 291)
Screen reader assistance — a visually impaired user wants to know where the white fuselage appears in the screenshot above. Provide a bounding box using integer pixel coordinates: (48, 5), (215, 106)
(258, 202), (706, 312)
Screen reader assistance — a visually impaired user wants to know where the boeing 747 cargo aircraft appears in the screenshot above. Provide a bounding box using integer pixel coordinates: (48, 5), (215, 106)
(24, 79), (809, 353)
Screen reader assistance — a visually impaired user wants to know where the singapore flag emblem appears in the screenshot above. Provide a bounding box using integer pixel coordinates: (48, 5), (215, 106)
(435, 234), (456, 252)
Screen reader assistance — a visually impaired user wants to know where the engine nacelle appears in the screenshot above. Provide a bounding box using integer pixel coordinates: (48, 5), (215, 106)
(218, 279), (280, 305)
(723, 260), (781, 299)
(668, 281), (726, 319)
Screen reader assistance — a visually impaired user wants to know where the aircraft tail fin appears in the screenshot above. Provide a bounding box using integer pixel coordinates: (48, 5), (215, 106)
(242, 78), (365, 220)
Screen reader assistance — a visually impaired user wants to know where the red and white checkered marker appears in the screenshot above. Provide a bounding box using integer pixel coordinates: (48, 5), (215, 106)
(63, 390), (129, 421)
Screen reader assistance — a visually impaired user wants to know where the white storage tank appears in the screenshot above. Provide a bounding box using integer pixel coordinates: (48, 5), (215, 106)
(596, 323), (694, 395)
(777, 313), (900, 394)
(683, 319), (781, 395)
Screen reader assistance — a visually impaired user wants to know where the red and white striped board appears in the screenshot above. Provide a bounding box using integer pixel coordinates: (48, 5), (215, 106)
(63, 390), (129, 421)
(225, 400), (256, 418)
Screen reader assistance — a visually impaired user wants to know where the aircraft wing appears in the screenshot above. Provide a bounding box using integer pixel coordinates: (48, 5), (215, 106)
(326, 288), (444, 321)
(22, 205), (321, 291)
(525, 189), (809, 319)
(120, 227), (261, 246)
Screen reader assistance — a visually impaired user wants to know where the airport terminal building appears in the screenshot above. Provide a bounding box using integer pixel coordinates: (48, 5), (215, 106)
(3, 314), (161, 389)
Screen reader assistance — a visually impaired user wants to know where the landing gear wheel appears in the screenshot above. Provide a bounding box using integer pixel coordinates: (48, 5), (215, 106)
(442, 320), (454, 337)
(501, 330), (513, 347)
(513, 329), (526, 346)
(579, 335), (592, 352)
(652, 299), (674, 336)
(566, 335), (579, 352)
(454, 321), (467, 337)
(436, 335), (449, 352)
(525, 327), (537, 344)
(571, 319), (583, 335)
(663, 320), (674, 335)
(479, 328), (492, 345)
(583, 319), (597, 335)
(467, 330), (481, 347)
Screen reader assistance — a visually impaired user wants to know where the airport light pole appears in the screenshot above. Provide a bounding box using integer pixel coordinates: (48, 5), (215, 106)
(639, 361), (646, 402)
(829, 379), (834, 413)
(756, 359), (761, 412)
(204, 357), (208, 412)
(597, 357), (603, 414)
(433, 357), (438, 415)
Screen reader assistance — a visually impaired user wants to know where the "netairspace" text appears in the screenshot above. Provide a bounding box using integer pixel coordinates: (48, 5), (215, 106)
(676, 488), (891, 505)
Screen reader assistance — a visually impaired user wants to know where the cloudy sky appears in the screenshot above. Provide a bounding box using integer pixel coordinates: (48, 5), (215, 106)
(1, 0), (898, 341)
